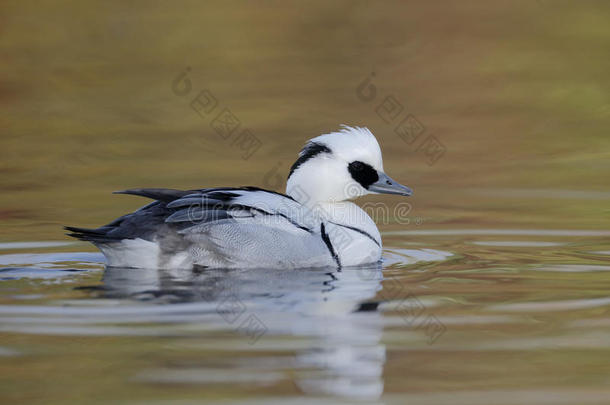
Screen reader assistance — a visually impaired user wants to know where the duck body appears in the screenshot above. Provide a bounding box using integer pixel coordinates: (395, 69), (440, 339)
(66, 187), (381, 269)
(66, 126), (412, 269)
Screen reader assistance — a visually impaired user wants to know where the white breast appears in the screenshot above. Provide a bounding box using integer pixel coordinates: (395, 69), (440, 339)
(315, 202), (382, 267)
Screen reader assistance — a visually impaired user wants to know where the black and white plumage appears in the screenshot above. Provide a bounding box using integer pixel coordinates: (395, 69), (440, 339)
(66, 126), (412, 269)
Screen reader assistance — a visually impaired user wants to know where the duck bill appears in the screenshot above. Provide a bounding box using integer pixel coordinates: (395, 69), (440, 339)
(368, 172), (413, 196)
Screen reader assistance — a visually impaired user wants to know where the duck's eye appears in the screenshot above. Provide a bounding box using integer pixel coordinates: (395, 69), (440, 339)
(348, 160), (379, 189)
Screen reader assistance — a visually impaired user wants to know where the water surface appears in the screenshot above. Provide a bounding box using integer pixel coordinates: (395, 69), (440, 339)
(2, 1), (610, 404)
(1, 228), (609, 404)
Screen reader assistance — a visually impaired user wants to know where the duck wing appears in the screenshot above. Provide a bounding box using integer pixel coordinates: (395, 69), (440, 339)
(66, 187), (317, 241)
(164, 187), (318, 233)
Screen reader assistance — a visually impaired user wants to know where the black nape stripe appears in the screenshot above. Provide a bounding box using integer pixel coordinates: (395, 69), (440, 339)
(320, 223), (341, 268)
(288, 142), (332, 179)
(348, 161), (379, 189)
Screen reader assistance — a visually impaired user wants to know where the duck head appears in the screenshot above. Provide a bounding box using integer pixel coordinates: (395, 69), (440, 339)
(286, 125), (412, 205)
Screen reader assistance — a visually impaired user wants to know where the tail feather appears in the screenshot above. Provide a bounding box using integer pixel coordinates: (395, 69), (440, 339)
(113, 188), (191, 202)
(65, 188), (189, 245)
(64, 226), (117, 243)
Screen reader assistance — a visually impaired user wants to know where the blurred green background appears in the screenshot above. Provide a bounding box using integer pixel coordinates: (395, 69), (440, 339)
(1, 0), (609, 241)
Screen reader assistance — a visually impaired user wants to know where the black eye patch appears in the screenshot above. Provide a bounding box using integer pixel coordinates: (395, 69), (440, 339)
(348, 160), (379, 189)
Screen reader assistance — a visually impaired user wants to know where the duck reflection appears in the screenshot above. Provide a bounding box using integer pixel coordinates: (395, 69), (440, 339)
(102, 264), (386, 400)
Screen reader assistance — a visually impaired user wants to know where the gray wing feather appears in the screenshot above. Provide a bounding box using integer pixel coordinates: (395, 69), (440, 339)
(165, 208), (231, 224)
(67, 187), (316, 246)
(166, 197), (226, 209)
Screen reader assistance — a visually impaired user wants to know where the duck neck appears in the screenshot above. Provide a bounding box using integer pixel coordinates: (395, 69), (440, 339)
(300, 200), (368, 234)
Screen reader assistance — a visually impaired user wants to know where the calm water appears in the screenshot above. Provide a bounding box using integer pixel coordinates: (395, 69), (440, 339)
(1, 229), (610, 404)
(2, 1), (610, 404)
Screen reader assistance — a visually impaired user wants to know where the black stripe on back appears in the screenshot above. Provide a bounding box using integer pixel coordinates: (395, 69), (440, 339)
(320, 223), (341, 267)
(329, 221), (381, 247)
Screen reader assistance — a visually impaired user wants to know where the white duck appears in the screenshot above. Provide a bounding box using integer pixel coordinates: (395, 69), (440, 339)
(66, 126), (412, 269)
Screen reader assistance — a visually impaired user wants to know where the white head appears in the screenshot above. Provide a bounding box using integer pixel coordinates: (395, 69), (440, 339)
(286, 125), (412, 205)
